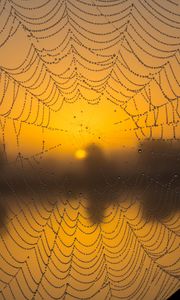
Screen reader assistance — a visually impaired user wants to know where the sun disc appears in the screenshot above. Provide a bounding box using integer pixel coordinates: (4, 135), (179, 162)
(75, 149), (87, 160)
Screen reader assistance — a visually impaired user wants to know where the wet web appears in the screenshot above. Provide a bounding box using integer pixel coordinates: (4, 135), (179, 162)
(0, 0), (180, 299)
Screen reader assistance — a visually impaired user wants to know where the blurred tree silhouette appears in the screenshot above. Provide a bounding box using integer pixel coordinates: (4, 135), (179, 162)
(0, 140), (179, 225)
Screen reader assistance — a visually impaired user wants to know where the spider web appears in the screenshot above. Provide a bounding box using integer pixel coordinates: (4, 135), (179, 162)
(0, 0), (180, 299)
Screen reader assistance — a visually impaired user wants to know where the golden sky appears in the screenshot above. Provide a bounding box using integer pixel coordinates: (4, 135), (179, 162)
(0, 1), (179, 299)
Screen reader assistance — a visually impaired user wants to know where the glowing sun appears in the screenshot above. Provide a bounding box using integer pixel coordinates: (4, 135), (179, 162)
(75, 149), (87, 160)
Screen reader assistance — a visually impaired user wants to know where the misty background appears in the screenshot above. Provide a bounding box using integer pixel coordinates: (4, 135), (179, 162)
(0, 139), (180, 226)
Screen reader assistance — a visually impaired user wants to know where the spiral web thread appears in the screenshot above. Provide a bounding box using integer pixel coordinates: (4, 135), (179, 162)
(0, 0), (180, 299)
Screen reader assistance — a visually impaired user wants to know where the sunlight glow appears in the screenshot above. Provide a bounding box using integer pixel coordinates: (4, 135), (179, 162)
(75, 149), (87, 160)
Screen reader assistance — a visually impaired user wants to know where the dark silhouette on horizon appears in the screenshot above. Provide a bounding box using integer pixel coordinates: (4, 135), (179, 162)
(0, 140), (179, 227)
